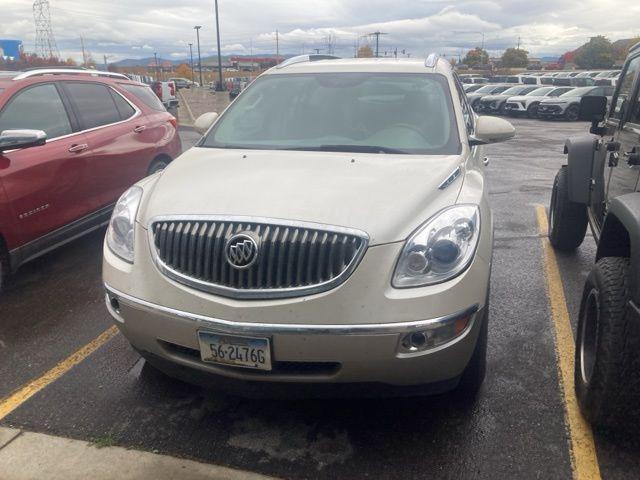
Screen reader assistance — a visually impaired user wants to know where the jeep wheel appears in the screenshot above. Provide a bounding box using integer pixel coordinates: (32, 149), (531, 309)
(549, 166), (588, 251)
(457, 301), (488, 398)
(499, 102), (508, 116)
(575, 257), (640, 427)
(565, 105), (580, 121)
(527, 103), (539, 119)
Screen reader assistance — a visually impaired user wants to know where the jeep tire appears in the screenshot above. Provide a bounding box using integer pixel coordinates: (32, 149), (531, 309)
(549, 166), (588, 251)
(575, 257), (640, 427)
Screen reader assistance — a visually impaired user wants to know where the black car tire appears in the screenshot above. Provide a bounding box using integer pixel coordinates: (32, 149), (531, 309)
(499, 102), (508, 115)
(565, 104), (580, 121)
(527, 103), (539, 119)
(0, 241), (8, 294)
(147, 158), (169, 175)
(456, 301), (488, 398)
(549, 166), (588, 251)
(575, 257), (640, 427)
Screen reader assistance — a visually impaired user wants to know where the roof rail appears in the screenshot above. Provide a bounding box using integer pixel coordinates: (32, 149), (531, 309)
(12, 69), (129, 81)
(277, 54), (341, 69)
(425, 53), (439, 68)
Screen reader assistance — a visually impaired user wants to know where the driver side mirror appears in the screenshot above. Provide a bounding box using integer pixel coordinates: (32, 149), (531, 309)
(194, 112), (219, 135)
(579, 96), (607, 122)
(469, 116), (515, 146)
(0, 129), (47, 152)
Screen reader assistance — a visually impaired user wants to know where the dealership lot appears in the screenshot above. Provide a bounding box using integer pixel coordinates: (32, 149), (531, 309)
(1, 119), (639, 479)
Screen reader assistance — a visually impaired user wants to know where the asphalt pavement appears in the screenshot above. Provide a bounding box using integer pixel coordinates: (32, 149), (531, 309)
(1, 120), (640, 479)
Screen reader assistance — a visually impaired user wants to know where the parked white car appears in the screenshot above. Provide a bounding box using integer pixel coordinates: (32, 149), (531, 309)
(103, 54), (515, 396)
(504, 86), (575, 118)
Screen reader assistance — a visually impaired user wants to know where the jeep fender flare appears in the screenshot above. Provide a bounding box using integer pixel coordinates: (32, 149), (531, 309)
(563, 135), (598, 204)
(597, 193), (640, 304)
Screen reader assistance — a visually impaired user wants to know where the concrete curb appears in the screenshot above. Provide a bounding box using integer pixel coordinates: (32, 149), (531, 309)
(0, 427), (276, 480)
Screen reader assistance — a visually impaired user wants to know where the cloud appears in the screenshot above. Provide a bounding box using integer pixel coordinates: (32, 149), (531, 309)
(2, 0), (637, 62)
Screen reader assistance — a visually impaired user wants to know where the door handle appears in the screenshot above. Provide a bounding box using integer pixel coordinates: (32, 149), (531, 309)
(133, 125), (146, 133)
(68, 143), (88, 153)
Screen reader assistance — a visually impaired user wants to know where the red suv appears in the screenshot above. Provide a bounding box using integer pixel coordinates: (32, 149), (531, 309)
(0, 68), (182, 290)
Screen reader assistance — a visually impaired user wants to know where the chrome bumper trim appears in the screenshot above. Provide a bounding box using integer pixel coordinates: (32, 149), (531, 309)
(104, 284), (479, 336)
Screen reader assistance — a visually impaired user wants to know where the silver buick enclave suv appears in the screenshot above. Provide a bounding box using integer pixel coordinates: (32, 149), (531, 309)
(103, 54), (515, 396)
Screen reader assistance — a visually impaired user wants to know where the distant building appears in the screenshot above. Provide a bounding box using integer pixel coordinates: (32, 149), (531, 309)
(0, 39), (23, 60)
(230, 56), (284, 70)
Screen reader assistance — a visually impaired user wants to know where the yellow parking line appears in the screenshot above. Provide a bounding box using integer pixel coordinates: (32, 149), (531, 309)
(0, 326), (118, 420)
(535, 205), (601, 480)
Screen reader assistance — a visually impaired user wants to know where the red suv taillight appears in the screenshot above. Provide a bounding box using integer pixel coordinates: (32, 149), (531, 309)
(169, 82), (176, 96)
(152, 82), (162, 99)
(168, 117), (177, 129)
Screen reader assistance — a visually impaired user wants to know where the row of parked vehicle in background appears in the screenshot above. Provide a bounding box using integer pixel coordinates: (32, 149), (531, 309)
(123, 73), (179, 110)
(462, 76), (616, 120)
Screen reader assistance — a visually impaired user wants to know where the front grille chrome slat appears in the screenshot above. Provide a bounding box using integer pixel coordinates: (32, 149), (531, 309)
(149, 216), (369, 300)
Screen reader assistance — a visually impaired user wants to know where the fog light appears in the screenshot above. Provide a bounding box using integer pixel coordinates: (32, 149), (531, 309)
(398, 313), (473, 355)
(109, 296), (120, 313)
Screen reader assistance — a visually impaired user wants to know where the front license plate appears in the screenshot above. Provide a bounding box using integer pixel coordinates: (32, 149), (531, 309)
(197, 332), (272, 371)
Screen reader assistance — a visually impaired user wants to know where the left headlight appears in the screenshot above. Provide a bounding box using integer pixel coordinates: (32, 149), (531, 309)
(106, 186), (143, 263)
(392, 205), (480, 288)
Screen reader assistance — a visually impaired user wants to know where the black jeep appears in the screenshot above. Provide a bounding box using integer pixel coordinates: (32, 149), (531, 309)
(549, 41), (640, 427)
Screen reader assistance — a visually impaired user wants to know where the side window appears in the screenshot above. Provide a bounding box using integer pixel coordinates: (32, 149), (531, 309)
(453, 74), (474, 136)
(612, 56), (640, 120)
(629, 80), (640, 125)
(0, 83), (72, 139)
(64, 82), (121, 129)
(119, 83), (166, 111)
(109, 89), (136, 120)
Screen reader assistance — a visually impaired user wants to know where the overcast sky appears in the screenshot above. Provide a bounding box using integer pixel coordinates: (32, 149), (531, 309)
(3, 0), (640, 62)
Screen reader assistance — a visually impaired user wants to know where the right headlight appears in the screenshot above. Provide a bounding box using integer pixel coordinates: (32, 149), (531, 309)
(106, 186), (143, 263)
(392, 205), (480, 288)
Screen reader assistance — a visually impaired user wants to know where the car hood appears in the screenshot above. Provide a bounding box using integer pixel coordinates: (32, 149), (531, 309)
(479, 94), (510, 102)
(140, 147), (465, 246)
(508, 95), (543, 102)
(466, 93), (484, 102)
(540, 97), (575, 104)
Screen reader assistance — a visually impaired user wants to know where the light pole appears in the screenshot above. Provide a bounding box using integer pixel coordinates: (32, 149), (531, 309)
(188, 43), (195, 85)
(153, 52), (159, 80)
(194, 25), (203, 87)
(213, 0), (224, 91)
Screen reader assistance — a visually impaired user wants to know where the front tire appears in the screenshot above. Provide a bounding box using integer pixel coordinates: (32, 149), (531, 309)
(147, 158), (169, 176)
(457, 301), (488, 397)
(575, 257), (640, 427)
(527, 103), (539, 119)
(549, 166), (588, 251)
(565, 104), (580, 121)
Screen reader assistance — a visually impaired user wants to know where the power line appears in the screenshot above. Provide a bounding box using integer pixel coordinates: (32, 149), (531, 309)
(366, 31), (387, 58)
(33, 0), (60, 58)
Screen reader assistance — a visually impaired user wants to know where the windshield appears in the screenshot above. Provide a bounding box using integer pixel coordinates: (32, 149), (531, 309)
(527, 87), (554, 96)
(476, 84), (500, 93)
(200, 72), (460, 155)
(560, 87), (594, 97)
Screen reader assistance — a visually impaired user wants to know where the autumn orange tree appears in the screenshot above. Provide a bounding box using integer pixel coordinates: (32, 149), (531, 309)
(175, 63), (192, 78)
(357, 45), (374, 58)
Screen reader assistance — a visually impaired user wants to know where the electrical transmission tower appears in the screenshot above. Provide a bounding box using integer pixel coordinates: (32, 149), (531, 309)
(33, 0), (60, 59)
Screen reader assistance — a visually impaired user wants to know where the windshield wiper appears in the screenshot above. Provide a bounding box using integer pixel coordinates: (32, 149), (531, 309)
(284, 144), (409, 154)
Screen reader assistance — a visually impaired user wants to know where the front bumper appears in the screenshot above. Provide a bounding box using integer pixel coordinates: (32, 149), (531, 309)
(103, 206), (493, 388)
(504, 102), (526, 113)
(537, 105), (566, 118)
(105, 284), (485, 387)
(476, 101), (502, 114)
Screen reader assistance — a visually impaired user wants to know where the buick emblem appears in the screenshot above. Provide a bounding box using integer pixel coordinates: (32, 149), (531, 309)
(225, 233), (259, 269)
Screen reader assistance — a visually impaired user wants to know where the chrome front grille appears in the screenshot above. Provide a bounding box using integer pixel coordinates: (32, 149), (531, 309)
(149, 216), (369, 299)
